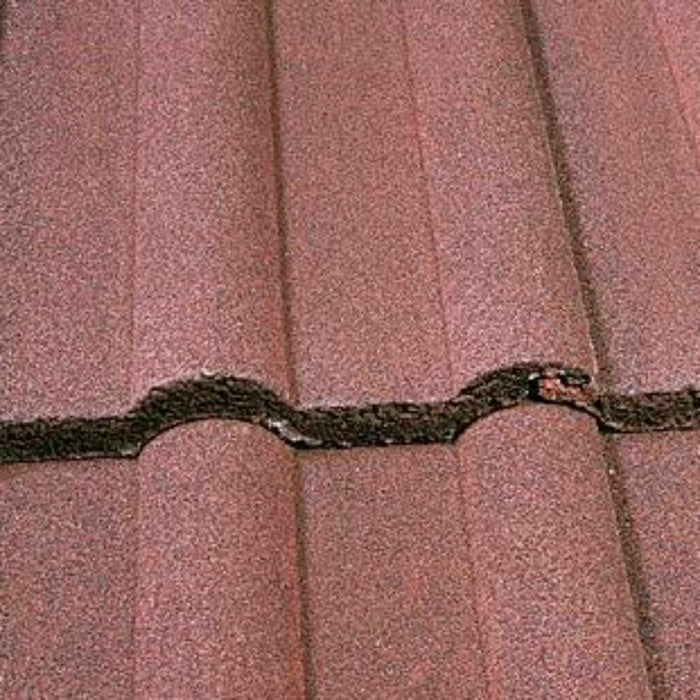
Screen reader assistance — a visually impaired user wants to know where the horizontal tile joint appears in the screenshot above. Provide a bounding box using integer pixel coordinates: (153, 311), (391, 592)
(2, 363), (699, 464)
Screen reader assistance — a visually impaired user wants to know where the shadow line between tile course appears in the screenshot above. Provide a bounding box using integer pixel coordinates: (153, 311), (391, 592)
(1, 363), (699, 464)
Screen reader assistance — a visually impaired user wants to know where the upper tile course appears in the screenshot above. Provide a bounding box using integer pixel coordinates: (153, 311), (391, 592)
(649, 0), (700, 153)
(402, 0), (595, 390)
(272, 0), (454, 406)
(3, 0), (699, 420)
(133, 1), (293, 402)
(1, 1), (136, 420)
(532, 0), (700, 393)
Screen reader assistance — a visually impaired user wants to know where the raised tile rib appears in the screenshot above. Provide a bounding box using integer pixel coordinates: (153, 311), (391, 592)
(133, 422), (305, 699)
(530, 0), (700, 393)
(649, 0), (700, 154)
(0, 2), (137, 420)
(402, 0), (595, 390)
(1, 460), (137, 698)
(298, 446), (486, 698)
(611, 433), (700, 699)
(457, 406), (651, 699)
(133, 1), (291, 401)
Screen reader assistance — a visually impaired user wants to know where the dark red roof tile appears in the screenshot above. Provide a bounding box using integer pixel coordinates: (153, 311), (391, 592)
(133, 422), (304, 698)
(456, 406), (649, 698)
(133, 3), (292, 401)
(273, 2), (453, 405)
(1, 2), (136, 420)
(2, 1), (700, 697)
(650, 0), (700, 150)
(532, 0), (700, 392)
(612, 432), (700, 698)
(401, 2), (595, 390)
(299, 445), (485, 697)
(1, 459), (137, 697)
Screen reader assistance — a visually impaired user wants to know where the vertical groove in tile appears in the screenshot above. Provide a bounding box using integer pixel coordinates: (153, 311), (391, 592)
(531, 0), (700, 392)
(604, 439), (668, 698)
(0, 1), (8, 58)
(450, 441), (493, 698)
(0, 2), (137, 419)
(400, 1), (594, 392)
(272, 0), (451, 407)
(457, 406), (651, 699)
(290, 456), (318, 700)
(127, 0), (141, 406)
(1, 460), (138, 698)
(263, 0), (299, 405)
(299, 446), (487, 699)
(133, 1), (291, 402)
(396, 2), (456, 391)
(611, 433), (700, 699)
(517, 0), (609, 383)
(134, 423), (305, 699)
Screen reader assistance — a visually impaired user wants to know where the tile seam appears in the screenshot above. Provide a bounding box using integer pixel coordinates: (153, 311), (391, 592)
(517, 0), (611, 386)
(263, 8), (312, 697)
(2, 363), (699, 463)
(263, 0), (298, 405)
(290, 457), (317, 700)
(451, 445), (494, 698)
(518, 10), (688, 693)
(604, 437), (669, 699)
(0, 0), (8, 59)
(127, 0), (140, 410)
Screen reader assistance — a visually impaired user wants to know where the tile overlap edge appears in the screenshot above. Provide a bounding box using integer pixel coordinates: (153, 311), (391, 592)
(1, 363), (699, 464)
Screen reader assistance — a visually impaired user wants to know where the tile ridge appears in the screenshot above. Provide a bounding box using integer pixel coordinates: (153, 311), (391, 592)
(2, 363), (699, 463)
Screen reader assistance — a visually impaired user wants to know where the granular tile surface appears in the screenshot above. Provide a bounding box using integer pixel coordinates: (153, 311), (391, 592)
(2, 1), (699, 698)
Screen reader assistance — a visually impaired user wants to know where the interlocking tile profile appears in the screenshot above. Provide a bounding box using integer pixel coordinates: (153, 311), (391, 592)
(2, 1), (699, 698)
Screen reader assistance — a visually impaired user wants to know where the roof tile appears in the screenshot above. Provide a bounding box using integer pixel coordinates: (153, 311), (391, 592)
(134, 2), (292, 400)
(273, 1), (453, 405)
(2, 1), (700, 697)
(1, 459), (137, 697)
(299, 445), (486, 697)
(612, 432), (700, 698)
(133, 422), (304, 698)
(457, 405), (650, 698)
(403, 0), (595, 388)
(0, 1), (136, 419)
(533, 0), (700, 392)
